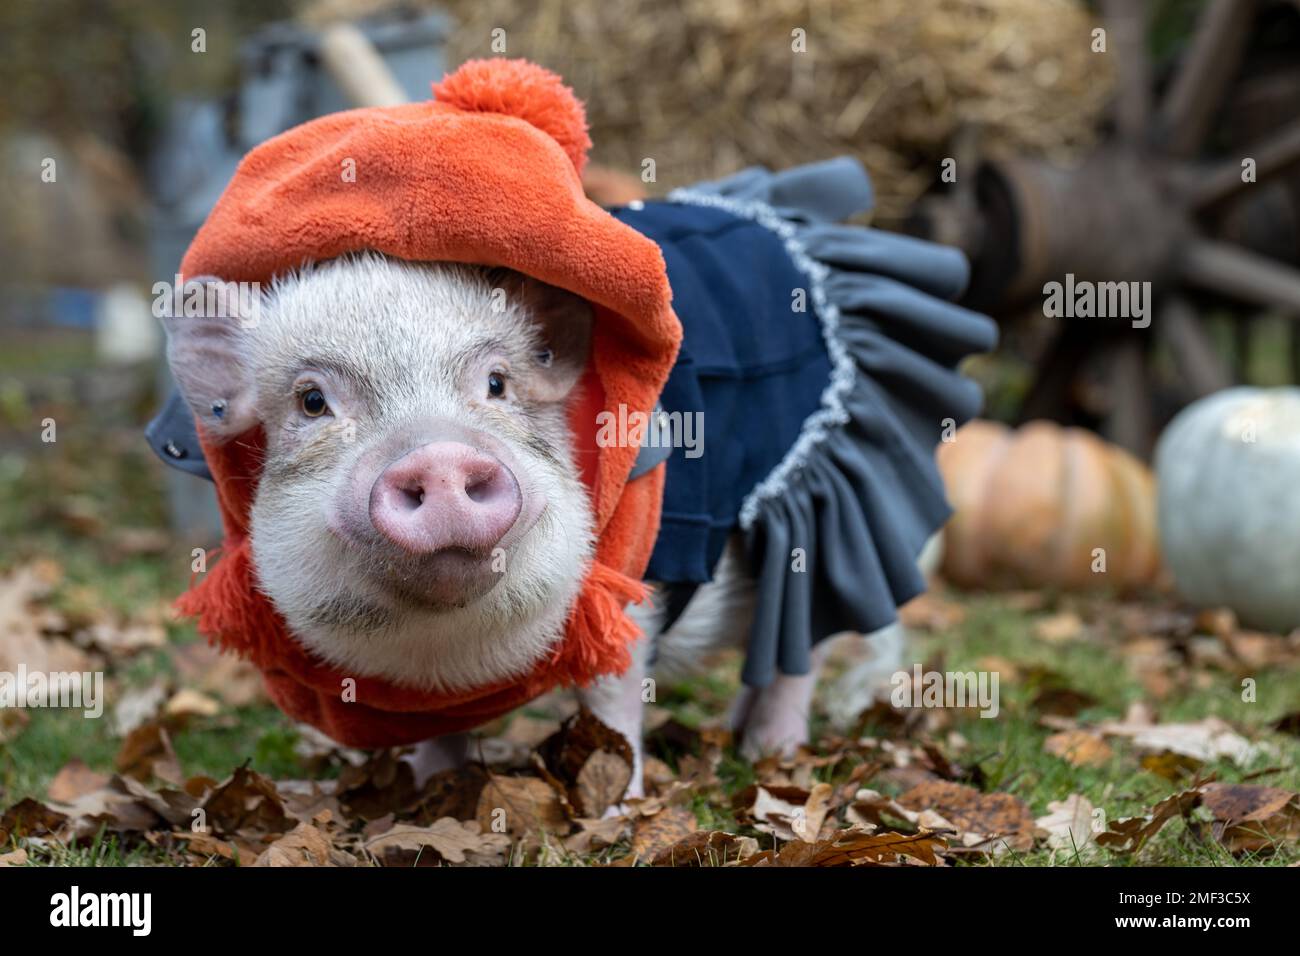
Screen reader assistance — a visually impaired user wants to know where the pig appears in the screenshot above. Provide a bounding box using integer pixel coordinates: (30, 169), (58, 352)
(161, 251), (871, 799)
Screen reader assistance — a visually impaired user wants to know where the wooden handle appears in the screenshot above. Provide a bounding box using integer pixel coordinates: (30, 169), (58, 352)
(317, 22), (409, 108)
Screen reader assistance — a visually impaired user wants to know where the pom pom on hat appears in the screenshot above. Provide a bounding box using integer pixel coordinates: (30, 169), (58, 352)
(433, 58), (592, 174)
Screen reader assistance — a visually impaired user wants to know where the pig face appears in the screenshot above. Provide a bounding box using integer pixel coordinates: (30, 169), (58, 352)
(161, 253), (596, 691)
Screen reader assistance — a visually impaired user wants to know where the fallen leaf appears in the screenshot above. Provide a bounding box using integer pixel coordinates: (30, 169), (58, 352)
(165, 688), (221, 719)
(255, 819), (350, 866)
(115, 722), (183, 785)
(743, 827), (947, 867)
(1044, 730), (1113, 768)
(77, 621), (166, 657)
(897, 780), (1036, 853)
(1140, 752), (1203, 782)
(0, 848), (29, 866)
(630, 806), (697, 862)
(1097, 716), (1275, 766)
(537, 708), (633, 817)
(563, 815), (630, 854)
(898, 591), (966, 631)
(336, 749), (422, 820)
(176, 831), (238, 864)
(474, 773), (567, 841)
(170, 642), (265, 707)
(1034, 611), (1084, 644)
(201, 766), (292, 836)
(1194, 607), (1237, 638)
(112, 683), (168, 737)
(48, 759), (110, 802)
(0, 798), (68, 843)
(651, 829), (760, 866)
(365, 818), (509, 866)
(1096, 782), (1206, 853)
(1035, 794), (1099, 859)
(1196, 783), (1300, 855)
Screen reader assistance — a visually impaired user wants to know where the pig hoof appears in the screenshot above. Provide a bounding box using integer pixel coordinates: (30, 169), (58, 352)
(737, 719), (809, 763)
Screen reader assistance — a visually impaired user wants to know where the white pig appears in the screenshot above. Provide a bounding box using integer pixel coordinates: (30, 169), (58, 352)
(162, 252), (857, 798)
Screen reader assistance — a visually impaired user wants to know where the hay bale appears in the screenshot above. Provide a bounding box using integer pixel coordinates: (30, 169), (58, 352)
(301, 0), (1113, 221)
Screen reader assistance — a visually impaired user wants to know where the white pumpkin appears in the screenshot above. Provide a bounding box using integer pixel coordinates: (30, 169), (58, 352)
(1155, 387), (1300, 633)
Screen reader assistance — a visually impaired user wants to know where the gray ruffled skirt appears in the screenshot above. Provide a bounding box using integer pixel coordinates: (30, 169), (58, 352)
(666, 159), (998, 687)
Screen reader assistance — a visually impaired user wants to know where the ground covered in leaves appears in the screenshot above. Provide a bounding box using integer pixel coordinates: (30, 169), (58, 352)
(2, 345), (1300, 867)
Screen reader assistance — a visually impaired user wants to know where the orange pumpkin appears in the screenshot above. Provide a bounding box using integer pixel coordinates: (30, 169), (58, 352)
(936, 420), (1161, 591)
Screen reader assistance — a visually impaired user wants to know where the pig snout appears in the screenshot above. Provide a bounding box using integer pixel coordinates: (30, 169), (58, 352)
(368, 442), (522, 556)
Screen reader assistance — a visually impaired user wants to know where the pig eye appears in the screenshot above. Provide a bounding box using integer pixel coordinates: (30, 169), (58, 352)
(299, 387), (330, 418)
(487, 371), (507, 399)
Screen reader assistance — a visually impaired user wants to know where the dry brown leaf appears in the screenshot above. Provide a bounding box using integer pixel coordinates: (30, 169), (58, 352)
(48, 759), (110, 802)
(563, 815), (629, 854)
(575, 749), (633, 820)
(201, 766), (292, 836)
(630, 805), (697, 862)
(733, 783), (833, 842)
(255, 818), (351, 866)
(743, 827), (947, 867)
(0, 561), (64, 676)
(165, 688), (221, 719)
(898, 591), (967, 631)
(48, 779), (163, 838)
(1196, 783), (1300, 855)
(1097, 715), (1274, 766)
(898, 780), (1036, 853)
(474, 773), (567, 840)
(336, 748), (422, 821)
(115, 722), (183, 785)
(1035, 794), (1099, 859)
(275, 779), (345, 825)
(1044, 730), (1113, 768)
(170, 642), (265, 707)
(1140, 751), (1203, 782)
(0, 848), (29, 866)
(112, 683), (168, 737)
(1223, 631), (1289, 668)
(1096, 782), (1206, 854)
(537, 708), (633, 817)
(365, 818), (509, 865)
(77, 620), (166, 657)
(0, 797), (68, 843)
(1194, 607), (1238, 638)
(651, 829), (760, 866)
(1034, 611), (1084, 644)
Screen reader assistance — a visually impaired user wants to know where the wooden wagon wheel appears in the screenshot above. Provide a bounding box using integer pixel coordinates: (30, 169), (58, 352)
(912, 0), (1300, 456)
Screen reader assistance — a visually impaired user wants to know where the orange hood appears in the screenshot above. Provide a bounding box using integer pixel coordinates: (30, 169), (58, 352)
(174, 59), (680, 746)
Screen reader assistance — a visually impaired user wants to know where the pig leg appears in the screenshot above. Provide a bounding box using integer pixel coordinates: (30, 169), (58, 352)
(575, 610), (655, 808)
(731, 639), (837, 761)
(402, 733), (471, 788)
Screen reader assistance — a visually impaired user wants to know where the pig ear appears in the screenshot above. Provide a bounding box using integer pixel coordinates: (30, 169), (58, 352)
(156, 275), (260, 440)
(494, 272), (593, 402)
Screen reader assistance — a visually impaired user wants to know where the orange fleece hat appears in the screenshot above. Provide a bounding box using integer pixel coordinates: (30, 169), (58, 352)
(174, 59), (680, 747)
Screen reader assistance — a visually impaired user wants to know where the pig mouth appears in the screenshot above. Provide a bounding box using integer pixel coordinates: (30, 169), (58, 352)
(369, 546), (510, 610)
